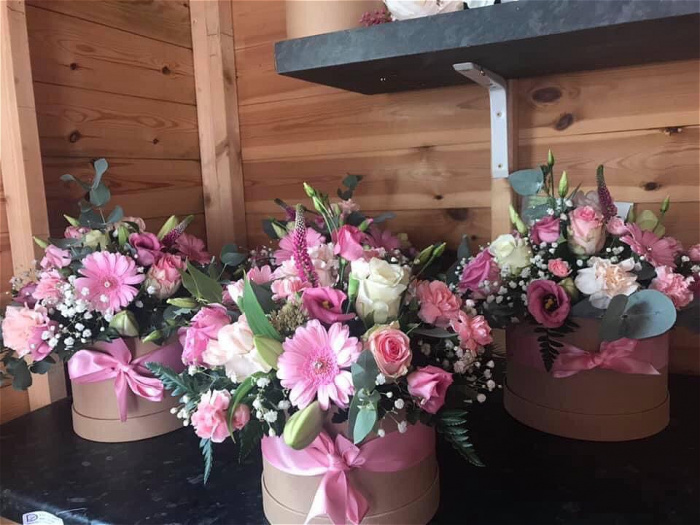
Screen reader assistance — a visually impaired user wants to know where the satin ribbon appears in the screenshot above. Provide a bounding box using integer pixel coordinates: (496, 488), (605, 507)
(551, 338), (661, 378)
(261, 423), (434, 525)
(68, 338), (184, 422)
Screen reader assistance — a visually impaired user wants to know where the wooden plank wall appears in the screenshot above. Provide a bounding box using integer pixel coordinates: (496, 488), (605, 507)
(24, 0), (206, 239)
(231, 1), (699, 255)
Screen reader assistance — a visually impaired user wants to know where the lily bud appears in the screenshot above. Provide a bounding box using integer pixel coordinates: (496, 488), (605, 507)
(167, 297), (198, 309)
(626, 205), (636, 223)
(558, 171), (569, 197)
(432, 242), (446, 259)
(417, 245), (434, 266)
(547, 149), (555, 167)
(347, 275), (359, 303)
(254, 335), (284, 369)
(117, 225), (129, 247)
(303, 182), (316, 199)
(509, 205), (528, 235)
(33, 236), (49, 249)
(559, 277), (579, 300)
(109, 310), (139, 337)
(157, 215), (179, 240)
(142, 330), (162, 344)
(660, 196), (670, 214)
(283, 401), (324, 450)
(63, 215), (80, 227)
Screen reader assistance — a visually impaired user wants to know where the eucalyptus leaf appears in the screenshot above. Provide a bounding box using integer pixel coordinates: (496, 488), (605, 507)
(60, 173), (91, 191)
(89, 183), (111, 208)
(79, 208), (104, 228)
(457, 234), (471, 261)
(351, 350), (379, 393)
(371, 212), (395, 224)
(92, 158), (109, 188)
(220, 244), (247, 267)
(30, 359), (54, 375)
(509, 168), (544, 196)
(412, 327), (456, 339)
(107, 205), (124, 224)
(522, 203), (552, 223)
(599, 294), (629, 341)
(9, 359), (31, 390)
(353, 404), (377, 445)
(620, 289), (676, 340)
(570, 299), (605, 319)
(633, 261), (657, 281)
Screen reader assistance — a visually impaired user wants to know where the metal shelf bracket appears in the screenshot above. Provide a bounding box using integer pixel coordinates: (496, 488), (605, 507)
(453, 62), (509, 179)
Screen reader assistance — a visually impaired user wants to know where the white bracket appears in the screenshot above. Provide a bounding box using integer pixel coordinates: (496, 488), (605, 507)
(453, 62), (509, 179)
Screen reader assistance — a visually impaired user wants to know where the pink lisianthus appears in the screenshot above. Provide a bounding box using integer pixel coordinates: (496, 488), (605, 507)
(621, 224), (681, 268)
(33, 270), (65, 305)
(366, 324), (412, 379)
(567, 206), (605, 256)
(175, 233), (211, 264)
(274, 228), (324, 263)
(128, 232), (162, 266)
(333, 225), (367, 261)
(526, 279), (571, 328)
(179, 304), (230, 366)
(1, 305), (51, 358)
(74, 252), (145, 313)
(366, 225), (401, 253)
(459, 250), (500, 295)
(530, 216), (561, 245)
(191, 390), (238, 443)
(144, 253), (185, 299)
(277, 320), (361, 410)
(64, 225), (90, 239)
(407, 366), (453, 414)
(415, 280), (462, 328)
(547, 259), (571, 278)
(606, 217), (629, 236)
(302, 287), (355, 324)
(650, 266), (694, 309)
(40, 245), (71, 270)
(449, 312), (493, 352)
(688, 244), (700, 263)
(16, 283), (38, 308)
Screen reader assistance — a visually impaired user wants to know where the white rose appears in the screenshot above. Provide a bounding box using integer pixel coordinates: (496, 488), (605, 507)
(488, 234), (532, 276)
(384, 0), (464, 21)
(350, 258), (409, 324)
(201, 315), (271, 382)
(574, 257), (639, 309)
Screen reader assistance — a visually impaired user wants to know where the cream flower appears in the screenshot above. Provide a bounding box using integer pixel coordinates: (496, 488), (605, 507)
(350, 258), (409, 324)
(489, 234), (532, 276)
(202, 315), (271, 382)
(574, 257), (640, 309)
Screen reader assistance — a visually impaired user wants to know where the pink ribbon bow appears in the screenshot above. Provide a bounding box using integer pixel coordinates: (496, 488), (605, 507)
(68, 338), (184, 422)
(261, 423), (434, 525)
(551, 338), (661, 378)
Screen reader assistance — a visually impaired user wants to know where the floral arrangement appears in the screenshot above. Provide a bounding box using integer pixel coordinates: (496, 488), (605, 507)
(450, 152), (699, 370)
(150, 177), (497, 480)
(0, 159), (222, 389)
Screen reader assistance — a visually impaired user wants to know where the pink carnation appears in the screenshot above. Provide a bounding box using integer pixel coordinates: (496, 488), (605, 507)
(191, 390), (239, 443)
(277, 320), (361, 410)
(40, 245), (71, 270)
(274, 228), (323, 263)
(606, 217), (629, 236)
(129, 232), (162, 266)
(175, 233), (211, 264)
(179, 304), (230, 366)
(621, 224), (681, 268)
(687, 244), (700, 263)
(450, 312), (493, 352)
(1, 305), (53, 359)
(333, 225), (367, 261)
(530, 216), (560, 245)
(650, 266), (694, 309)
(366, 225), (401, 253)
(459, 250), (500, 295)
(33, 270), (65, 305)
(74, 252), (145, 313)
(407, 366), (453, 414)
(302, 287), (355, 324)
(415, 280), (462, 328)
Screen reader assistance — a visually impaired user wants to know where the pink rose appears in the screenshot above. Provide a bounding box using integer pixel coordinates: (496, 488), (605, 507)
(407, 365), (454, 414)
(531, 216), (561, 245)
(688, 244), (700, 263)
(526, 279), (571, 328)
(40, 245), (71, 270)
(191, 390), (233, 443)
(271, 276), (309, 300)
(367, 325), (412, 378)
(650, 266), (694, 309)
(415, 280), (462, 328)
(129, 232), (162, 266)
(459, 250), (500, 295)
(64, 225), (90, 239)
(606, 217), (628, 236)
(1, 305), (51, 358)
(567, 206), (605, 256)
(16, 283), (38, 308)
(144, 253), (185, 299)
(302, 287), (355, 324)
(175, 233), (211, 264)
(333, 225), (367, 261)
(179, 304), (230, 365)
(547, 259), (571, 278)
(33, 270), (65, 304)
(450, 311), (492, 352)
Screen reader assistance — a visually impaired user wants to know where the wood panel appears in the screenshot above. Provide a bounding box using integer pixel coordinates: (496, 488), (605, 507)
(33, 83), (200, 160)
(26, 0), (193, 48)
(0, 384), (31, 424)
(26, 5), (196, 104)
(231, 0), (286, 50)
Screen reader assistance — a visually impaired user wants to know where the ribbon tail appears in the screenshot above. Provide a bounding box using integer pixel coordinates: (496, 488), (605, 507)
(113, 372), (129, 422)
(306, 471), (349, 525)
(606, 358), (660, 376)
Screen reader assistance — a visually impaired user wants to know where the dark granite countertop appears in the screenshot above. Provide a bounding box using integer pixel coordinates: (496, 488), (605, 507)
(1, 375), (698, 525)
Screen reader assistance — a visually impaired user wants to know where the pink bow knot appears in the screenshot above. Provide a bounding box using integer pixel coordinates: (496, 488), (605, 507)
(551, 337), (661, 378)
(68, 338), (184, 422)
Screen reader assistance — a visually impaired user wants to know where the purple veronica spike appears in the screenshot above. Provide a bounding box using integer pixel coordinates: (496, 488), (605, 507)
(596, 165), (617, 221)
(293, 205), (318, 286)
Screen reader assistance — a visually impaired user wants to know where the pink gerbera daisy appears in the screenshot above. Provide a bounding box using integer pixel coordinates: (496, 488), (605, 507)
(277, 320), (361, 410)
(621, 224), (681, 268)
(75, 252), (145, 312)
(274, 227), (324, 264)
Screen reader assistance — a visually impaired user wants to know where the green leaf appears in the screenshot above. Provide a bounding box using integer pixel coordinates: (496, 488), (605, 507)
(412, 327), (456, 339)
(185, 262), (223, 304)
(89, 183), (111, 208)
(254, 335), (283, 369)
(228, 373), (263, 436)
(92, 158), (109, 188)
(239, 420), (264, 461)
(240, 279), (281, 340)
(220, 244), (247, 267)
(200, 438), (213, 484)
(570, 299), (605, 319)
(436, 410), (484, 467)
(351, 350), (379, 393)
(509, 168), (544, 196)
(353, 404), (377, 445)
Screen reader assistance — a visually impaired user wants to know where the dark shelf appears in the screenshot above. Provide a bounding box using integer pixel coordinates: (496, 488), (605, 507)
(274, 0), (700, 95)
